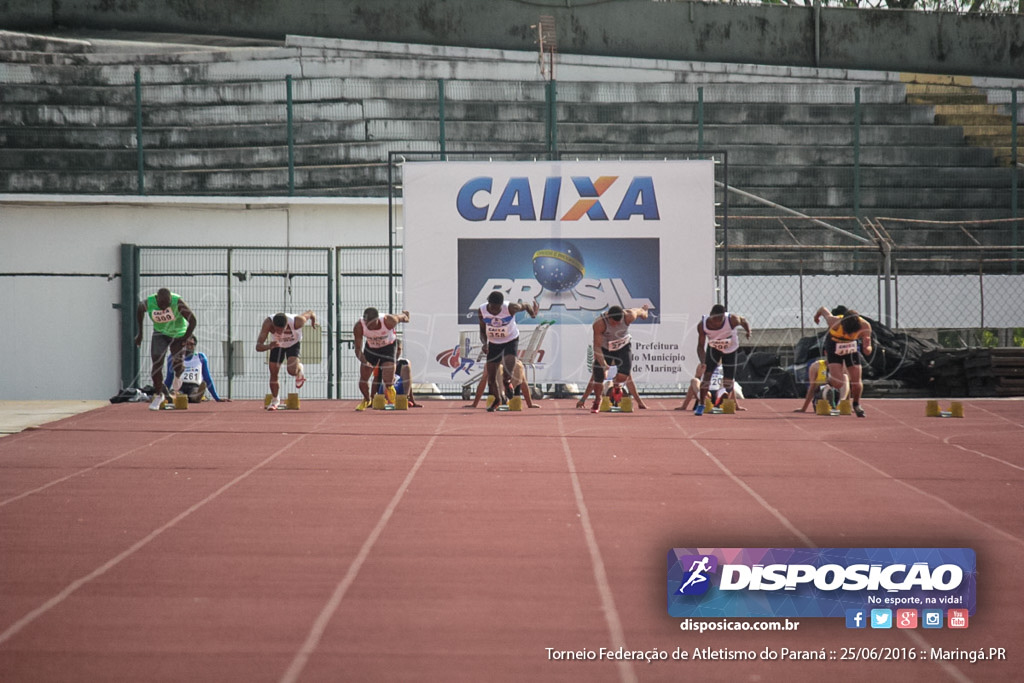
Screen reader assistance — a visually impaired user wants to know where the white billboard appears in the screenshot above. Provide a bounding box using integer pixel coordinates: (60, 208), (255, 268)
(402, 160), (715, 386)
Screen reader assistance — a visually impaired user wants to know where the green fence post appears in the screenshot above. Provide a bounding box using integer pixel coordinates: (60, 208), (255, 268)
(134, 70), (145, 195)
(438, 78), (447, 161)
(327, 247), (336, 399)
(287, 75), (295, 196)
(697, 86), (704, 151)
(545, 81), (551, 155)
(546, 80), (558, 159)
(120, 244), (140, 388)
(334, 248), (342, 400)
(853, 87), (861, 220)
(226, 247), (234, 399)
(1012, 88), (1019, 274)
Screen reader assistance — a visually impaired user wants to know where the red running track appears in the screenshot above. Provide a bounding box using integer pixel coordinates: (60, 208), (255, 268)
(0, 398), (1021, 682)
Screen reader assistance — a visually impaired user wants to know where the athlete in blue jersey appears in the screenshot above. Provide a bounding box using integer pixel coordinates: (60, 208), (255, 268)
(163, 336), (228, 403)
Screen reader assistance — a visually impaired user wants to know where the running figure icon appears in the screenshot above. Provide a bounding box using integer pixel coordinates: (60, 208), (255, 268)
(678, 556), (712, 593)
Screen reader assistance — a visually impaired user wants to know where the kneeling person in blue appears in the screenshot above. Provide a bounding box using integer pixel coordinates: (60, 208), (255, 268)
(372, 341), (421, 407)
(164, 335), (228, 403)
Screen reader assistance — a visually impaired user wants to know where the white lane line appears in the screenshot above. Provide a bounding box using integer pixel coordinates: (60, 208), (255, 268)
(0, 430), (315, 646)
(870, 402), (1024, 473)
(820, 439), (1024, 549)
(669, 413), (815, 547)
(279, 415), (449, 683)
(676, 407), (974, 683)
(556, 414), (637, 683)
(0, 432), (178, 508)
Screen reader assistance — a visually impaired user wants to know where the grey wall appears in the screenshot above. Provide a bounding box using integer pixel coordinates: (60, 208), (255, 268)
(3, 0), (1022, 79)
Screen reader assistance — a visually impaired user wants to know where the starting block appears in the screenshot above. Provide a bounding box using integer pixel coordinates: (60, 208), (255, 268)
(599, 394), (634, 413)
(373, 386), (407, 411)
(598, 385), (632, 413)
(815, 398), (852, 416)
(702, 398), (737, 415)
(926, 400), (964, 418)
(485, 395), (519, 411)
(265, 393), (301, 410)
(373, 393), (409, 410)
(159, 395), (190, 410)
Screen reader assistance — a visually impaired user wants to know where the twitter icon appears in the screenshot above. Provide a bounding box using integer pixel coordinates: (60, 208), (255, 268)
(870, 609), (893, 629)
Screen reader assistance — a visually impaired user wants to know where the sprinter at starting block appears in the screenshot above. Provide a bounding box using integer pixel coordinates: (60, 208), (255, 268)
(693, 304), (751, 416)
(587, 304), (651, 413)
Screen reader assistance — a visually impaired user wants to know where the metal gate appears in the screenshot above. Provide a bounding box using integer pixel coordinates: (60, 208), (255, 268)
(122, 245), (402, 400)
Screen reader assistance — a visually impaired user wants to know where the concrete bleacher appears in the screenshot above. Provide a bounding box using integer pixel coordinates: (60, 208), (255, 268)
(1, 29), (1021, 220)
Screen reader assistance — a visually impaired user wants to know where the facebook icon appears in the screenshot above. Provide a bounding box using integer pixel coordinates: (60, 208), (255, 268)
(845, 609), (867, 629)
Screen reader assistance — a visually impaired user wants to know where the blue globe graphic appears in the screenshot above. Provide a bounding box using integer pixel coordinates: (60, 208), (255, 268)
(532, 241), (585, 292)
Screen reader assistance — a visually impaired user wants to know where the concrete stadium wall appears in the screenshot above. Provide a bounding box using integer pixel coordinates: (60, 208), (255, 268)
(2, 0), (1022, 79)
(0, 197), (393, 400)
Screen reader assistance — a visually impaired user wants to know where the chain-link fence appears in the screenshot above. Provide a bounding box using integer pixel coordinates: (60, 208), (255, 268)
(128, 215), (1023, 400)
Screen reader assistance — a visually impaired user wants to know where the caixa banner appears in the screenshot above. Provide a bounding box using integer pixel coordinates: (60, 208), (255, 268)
(402, 160), (716, 384)
(667, 548), (976, 618)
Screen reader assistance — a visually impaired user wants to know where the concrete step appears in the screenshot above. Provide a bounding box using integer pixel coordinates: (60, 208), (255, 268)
(0, 30), (914, 86)
(0, 82), (936, 129)
(907, 93), (990, 105)
(0, 121), (369, 148)
(0, 71), (911, 109)
(362, 119), (969, 147)
(0, 101), (365, 127)
(725, 186), (1013, 210)
(933, 103), (1005, 116)
(0, 167), (1010, 211)
(556, 143), (995, 166)
(935, 113), (1011, 126)
(730, 206), (1015, 221)
(0, 126), (135, 149)
(2, 59), (911, 101)
(366, 100), (936, 126)
(0, 141), (433, 170)
(964, 133), (1015, 146)
(992, 149), (1019, 166)
(900, 72), (976, 87)
(0, 45), (299, 66)
(0, 30), (94, 53)
(0, 164), (395, 195)
(729, 165), (1012, 188)
(904, 83), (980, 95)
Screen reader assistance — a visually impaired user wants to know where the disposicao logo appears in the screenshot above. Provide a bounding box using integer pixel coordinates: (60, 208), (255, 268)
(456, 176), (660, 222)
(676, 555), (719, 596)
(667, 548), (976, 619)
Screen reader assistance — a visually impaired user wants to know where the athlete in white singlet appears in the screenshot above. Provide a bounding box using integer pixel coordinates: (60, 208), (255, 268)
(256, 310), (317, 410)
(353, 307), (411, 411)
(478, 291), (539, 412)
(694, 304), (751, 416)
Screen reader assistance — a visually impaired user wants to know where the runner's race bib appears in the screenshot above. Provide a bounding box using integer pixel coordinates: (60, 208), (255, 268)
(606, 334), (632, 352)
(181, 367), (202, 384)
(835, 340), (859, 356)
(151, 308), (175, 323)
(486, 324), (510, 340)
(709, 338), (732, 351)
